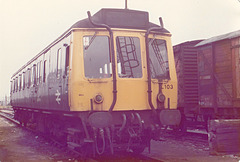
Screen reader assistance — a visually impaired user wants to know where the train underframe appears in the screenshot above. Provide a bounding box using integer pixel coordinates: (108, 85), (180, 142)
(179, 106), (240, 131)
(13, 107), (161, 156)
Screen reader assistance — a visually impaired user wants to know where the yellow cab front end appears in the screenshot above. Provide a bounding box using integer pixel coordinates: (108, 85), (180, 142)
(69, 28), (179, 123)
(67, 8), (180, 153)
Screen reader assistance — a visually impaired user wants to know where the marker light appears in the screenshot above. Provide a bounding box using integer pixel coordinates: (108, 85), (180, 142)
(94, 94), (104, 104)
(157, 93), (165, 103)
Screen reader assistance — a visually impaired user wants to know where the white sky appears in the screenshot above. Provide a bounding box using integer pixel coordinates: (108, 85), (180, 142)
(0, 0), (240, 99)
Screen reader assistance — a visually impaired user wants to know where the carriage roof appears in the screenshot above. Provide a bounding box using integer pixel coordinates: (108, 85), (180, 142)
(11, 8), (169, 78)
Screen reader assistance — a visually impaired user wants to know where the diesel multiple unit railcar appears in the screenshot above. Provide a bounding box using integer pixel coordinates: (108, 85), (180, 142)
(174, 30), (240, 129)
(10, 8), (180, 155)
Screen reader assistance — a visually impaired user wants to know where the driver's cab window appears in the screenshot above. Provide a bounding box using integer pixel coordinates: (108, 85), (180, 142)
(148, 38), (169, 79)
(83, 35), (111, 78)
(116, 36), (142, 78)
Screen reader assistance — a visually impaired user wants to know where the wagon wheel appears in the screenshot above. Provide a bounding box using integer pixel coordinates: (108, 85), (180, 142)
(203, 115), (210, 132)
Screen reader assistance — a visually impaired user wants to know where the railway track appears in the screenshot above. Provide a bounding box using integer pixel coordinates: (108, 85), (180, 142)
(0, 107), (161, 161)
(0, 107), (18, 124)
(0, 107), (210, 161)
(158, 127), (208, 148)
(0, 108), (84, 160)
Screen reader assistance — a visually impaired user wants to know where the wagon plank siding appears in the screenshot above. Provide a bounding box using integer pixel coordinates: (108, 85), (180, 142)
(209, 119), (240, 154)
(232, 37), (240, 107)
(232, 37), (240, 99)
(214, 40), (233, 107)
(198, 45), (216, 108)
(197, 32), (240, 110)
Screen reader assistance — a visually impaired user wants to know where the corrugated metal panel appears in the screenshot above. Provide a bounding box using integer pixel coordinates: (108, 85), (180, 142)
(182, 46), (199, 108)
(173, 40), (202, 110)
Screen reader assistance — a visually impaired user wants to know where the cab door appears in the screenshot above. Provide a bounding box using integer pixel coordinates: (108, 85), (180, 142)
(61, 45), (70, 111)
(48, 48), (64, 110)
(56, 48), (64, 110)
(115, 34), (147, 110)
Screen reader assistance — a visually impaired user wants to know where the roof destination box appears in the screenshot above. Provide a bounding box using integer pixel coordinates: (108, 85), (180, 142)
(92, 8), (150, 29)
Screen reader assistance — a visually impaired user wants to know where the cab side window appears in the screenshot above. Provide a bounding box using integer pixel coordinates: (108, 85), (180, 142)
(65, 46), (70, 76)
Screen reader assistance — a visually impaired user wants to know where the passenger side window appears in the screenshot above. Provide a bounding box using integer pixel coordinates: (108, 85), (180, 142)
(32, 65), (37, 86)
(57, 48), (62, 79)
(10, 81), (12, 94)
(39, 61), (42, 83)
(36, 61), (42, 84)
(19, 74), (22, 91)
(28, 68), (31, 88)
(43, 60), (47, 83)
(15, 77), (18, 92)
(23, 72), (25, 90)
(36, 63), (39, 84)
(12, 79), (15, 93)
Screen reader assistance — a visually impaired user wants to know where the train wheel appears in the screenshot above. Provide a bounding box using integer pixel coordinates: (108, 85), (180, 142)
(35, 114), (46, 133)
(67, 127), (94, 157)
(132, 145), (146, 154)
(45, 116), (60, 140)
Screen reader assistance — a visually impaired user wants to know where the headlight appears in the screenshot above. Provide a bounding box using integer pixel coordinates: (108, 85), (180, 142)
(94, 94), (104, 104)
(157, 93), (165, 103)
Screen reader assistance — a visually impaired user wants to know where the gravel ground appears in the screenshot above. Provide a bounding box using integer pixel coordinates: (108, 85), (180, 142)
(0, 117), (75, 162)
(0, 116), (240, 162)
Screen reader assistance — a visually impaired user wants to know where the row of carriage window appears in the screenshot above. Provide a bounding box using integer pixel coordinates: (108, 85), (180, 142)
(11, 60), (47, 93)
(11, 46), (69, 93)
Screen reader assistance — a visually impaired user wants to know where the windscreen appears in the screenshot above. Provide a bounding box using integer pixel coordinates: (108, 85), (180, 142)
(83, 35), (111, 78)
(116, 36), (142, 78)
(148, 39), (169, 79)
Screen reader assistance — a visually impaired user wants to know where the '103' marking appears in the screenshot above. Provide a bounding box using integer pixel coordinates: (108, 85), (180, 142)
(163, 84), (173, 89)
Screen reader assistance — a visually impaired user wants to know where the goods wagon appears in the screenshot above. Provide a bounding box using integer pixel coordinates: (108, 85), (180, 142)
(174, 30), (240, 128)
(10, 8), (180, 155)
(197, 30), (240, 119)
